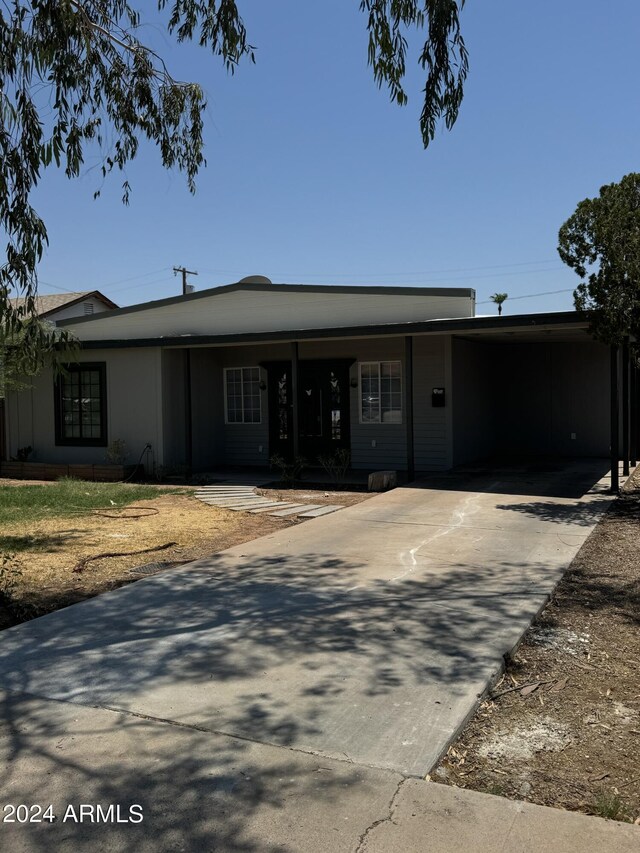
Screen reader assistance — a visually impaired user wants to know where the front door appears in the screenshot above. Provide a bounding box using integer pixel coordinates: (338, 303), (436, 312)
(266, 360), (351, 461)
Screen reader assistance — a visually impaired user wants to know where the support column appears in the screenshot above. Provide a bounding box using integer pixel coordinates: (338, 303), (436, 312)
(184, 349), (193, 474)
(610, 345), (619, 493)
(631, 349), (638, 468)
(622, 337), (630, 477)
(404, 336), (415, 482)
(290, 341), (300, 459)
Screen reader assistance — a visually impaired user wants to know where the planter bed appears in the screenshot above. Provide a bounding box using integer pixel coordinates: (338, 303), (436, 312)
(0, 461), (143, 482)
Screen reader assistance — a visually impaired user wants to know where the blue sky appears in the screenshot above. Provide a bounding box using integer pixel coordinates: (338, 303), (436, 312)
(34, 0), (640, 315)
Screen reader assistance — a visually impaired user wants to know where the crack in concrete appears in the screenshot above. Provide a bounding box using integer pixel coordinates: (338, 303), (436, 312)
(354, 776), (407, 852)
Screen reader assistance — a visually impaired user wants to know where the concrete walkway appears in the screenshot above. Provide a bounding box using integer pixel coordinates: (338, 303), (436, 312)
(195, 481), (345, 518)
(1, 458), (637, 851)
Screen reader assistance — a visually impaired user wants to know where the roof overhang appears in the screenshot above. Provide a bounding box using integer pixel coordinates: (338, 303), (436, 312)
(72, 311), (596, 350)
(56, 281), (476, 329)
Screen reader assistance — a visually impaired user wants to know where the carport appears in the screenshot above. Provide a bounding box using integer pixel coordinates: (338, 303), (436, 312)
(448, 316), (638, 491)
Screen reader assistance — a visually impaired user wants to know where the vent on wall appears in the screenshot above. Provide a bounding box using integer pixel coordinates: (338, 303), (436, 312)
(83, 302), (94, 315)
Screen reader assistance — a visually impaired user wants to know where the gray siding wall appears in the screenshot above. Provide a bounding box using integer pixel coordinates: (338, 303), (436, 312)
(186, 336), (452, 472)
(412, 336), (451, 471)
(190, 349), (225, 470)
(161, 350), (187, 469)
(298, 338), (407, 470)
(210, 343), (289, 467)
(5, 347), (164, 468)
(451, 338), (610, 463)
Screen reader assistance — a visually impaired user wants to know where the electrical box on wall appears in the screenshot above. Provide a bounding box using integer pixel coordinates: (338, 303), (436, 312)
(432, 387), (445, 407)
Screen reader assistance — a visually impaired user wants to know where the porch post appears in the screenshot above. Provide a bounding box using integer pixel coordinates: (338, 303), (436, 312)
(622, 337), (630, 477)
(610, 344), (619, 493)
(631, 348), (638, 468)
(405, 336), (415, 482)
(184, 349), (193, 474)
(291, 341), (300, 459)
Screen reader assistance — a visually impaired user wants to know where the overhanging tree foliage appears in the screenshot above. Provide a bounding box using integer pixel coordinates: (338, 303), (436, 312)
(558, 173), (640, 345)
(0, 0), (468, 377)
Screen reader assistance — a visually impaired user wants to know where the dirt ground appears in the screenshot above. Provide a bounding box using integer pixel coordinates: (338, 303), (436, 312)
(433, 474), (640, 824)
(258, 485), (373, 508)
(0, 494), (292, 630)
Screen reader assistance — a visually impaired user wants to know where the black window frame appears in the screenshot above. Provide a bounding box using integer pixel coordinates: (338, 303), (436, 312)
(54, 362), (108, 447)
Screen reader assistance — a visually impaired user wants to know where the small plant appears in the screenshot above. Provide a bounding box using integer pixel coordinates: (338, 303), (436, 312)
(591, 791), (627, 821)
(317, 448), (351, 485)
(270, 454), (307, 486)
(105, 439), (128, 465)
(16, 445), (32, 462)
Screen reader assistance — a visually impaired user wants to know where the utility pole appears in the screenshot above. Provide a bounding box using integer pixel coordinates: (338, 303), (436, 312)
(173, 265), (198, 296)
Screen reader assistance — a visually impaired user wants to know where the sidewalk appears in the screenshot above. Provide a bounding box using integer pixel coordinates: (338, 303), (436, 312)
(0, 692), (637, 852)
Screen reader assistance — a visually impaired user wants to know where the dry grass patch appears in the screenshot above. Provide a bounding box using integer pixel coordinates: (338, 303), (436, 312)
(1, 493), (291, 630)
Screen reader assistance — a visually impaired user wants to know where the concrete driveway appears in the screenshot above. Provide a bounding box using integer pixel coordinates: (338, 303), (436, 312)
(2, 458), (634, 852)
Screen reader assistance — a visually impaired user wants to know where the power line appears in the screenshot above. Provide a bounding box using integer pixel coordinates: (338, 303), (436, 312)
(38, 279), (75, 293)
(477, 288), (574, 305)
(108, 275), (173, 296)
(96, 266), (172, 289)
(198, 258), (561, 281)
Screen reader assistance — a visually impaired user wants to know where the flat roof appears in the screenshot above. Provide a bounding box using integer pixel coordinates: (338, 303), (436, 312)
(57, 281), (477, 328)
(74, 310), (593, 350)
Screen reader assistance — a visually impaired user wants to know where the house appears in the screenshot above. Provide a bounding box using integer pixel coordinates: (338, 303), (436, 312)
(2, 277), (633, 483)
(9, 290), (118, 322)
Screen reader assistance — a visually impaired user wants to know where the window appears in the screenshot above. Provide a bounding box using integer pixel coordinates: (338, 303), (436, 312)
(55, 363), (107, 445)
(224, 367), (262, 424)
(359, 361), (402, 424)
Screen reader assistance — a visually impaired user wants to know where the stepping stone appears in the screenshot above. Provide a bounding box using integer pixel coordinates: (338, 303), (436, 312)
(297, 505), (343, 518)
(196, 489), (256, 496)
(210, 499), (266, 507)
(197, 485), (256, 490)
(198, 495), (266, 506)
(249, 503), (301, 513)
(199, 489), (256, 501)
(270, 504), (323, 517)
(228, 501), (273, 511)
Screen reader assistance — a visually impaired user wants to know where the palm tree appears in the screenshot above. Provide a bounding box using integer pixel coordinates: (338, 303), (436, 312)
(490, 293), (508, 316)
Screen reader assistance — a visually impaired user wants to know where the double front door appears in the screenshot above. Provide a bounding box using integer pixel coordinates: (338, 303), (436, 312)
(266, 360), (351, 461)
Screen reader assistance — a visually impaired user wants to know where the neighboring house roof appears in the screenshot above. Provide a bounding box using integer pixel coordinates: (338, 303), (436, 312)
(10, 290), (118, 317)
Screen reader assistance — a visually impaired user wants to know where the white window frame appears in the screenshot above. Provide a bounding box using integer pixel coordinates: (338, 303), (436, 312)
(358, 361), (403, 425)
(224, 366), (262, 425)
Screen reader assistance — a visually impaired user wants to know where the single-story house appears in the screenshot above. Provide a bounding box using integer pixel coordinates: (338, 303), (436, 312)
(3, 277), (636, 486)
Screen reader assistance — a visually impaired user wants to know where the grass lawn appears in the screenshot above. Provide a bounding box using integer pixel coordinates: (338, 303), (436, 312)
(0, 479), (180, 530)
